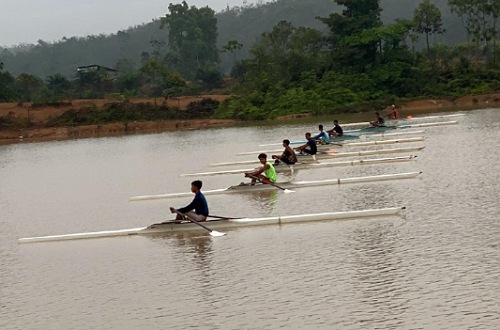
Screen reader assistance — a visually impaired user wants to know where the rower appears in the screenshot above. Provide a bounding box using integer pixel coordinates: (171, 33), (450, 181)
(244, 153), (277, 184)
(328, 119), (344, 137)
(294, 132), (317, 155)
(388, 104), (399, 119)
(311, 124), (331, 144)
(272, 139), (297, 165)
(370, 112), (386, 127)
(169, 180), (209, 223)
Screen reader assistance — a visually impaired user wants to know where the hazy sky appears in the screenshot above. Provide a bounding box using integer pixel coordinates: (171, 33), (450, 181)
(1, 0), (270, 47)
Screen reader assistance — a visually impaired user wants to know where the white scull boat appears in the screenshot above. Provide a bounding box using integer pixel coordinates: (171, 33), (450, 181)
(344, 120), (457, 134)
(180, 155), (416, 177)
(341, 113), (464, 128)
(18, 207), (406, 243)
(212, 146), (424, 167)
(266, 121), (455, 147)
(130, 172), (422, 201)
(239, 137), (425, 156)
(257, 130), (425, 147)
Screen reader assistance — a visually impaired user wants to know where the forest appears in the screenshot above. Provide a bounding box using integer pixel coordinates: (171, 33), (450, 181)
(0, 0), (499, 126)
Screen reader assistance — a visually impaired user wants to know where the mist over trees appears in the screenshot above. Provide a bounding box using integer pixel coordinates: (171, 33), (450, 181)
(0, 0), (473, 78)
(0, 0), (499, 125)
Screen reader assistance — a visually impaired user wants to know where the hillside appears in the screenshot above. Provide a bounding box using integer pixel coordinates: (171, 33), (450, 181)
(1, 0), (465, 79)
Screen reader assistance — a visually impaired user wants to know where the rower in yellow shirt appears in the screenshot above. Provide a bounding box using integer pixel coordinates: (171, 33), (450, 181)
(244, 153), (277, 184)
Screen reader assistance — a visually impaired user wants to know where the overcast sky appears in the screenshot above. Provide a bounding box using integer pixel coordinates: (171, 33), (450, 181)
(1, 0), (270, 47)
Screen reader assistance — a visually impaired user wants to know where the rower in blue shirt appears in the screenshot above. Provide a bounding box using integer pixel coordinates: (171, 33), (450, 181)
(294, 132), (317, 155)
(311, 124), (331, 144)
(170, 180), (209, 223)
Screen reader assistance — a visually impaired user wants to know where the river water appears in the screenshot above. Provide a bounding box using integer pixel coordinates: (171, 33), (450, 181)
(1, 109), (499, 329)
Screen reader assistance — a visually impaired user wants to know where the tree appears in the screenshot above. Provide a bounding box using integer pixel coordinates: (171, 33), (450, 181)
(160, 1), (220, 79)
(16, 73), (44, 101)
(0, 67), (17, 102)
(47, 74), (71, 99)
(221, 39), (243, 71)
(115, 59), (142, 96)
(319, 0), (382, 71)
(413, 0), (445, 53)
(139, 60), (169, 106)
(448, 0), (498, 47)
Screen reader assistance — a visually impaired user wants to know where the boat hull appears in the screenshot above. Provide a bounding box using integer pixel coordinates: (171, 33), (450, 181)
(213, 146), (424, 166)
(18, 207), (405, 243)
(130, 172), (421, 201)
(180, 155), (416, 177)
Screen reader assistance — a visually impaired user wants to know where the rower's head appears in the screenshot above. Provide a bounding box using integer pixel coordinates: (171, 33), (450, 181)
(333, 119), (339, 125)
(258, 153), (268, 165)
(191, 180), (202, 193)
(305, 132), (311, 139)
(318, 124), (324, 131)
(283, 139), (290, 147)
(375, 112), (380, 117)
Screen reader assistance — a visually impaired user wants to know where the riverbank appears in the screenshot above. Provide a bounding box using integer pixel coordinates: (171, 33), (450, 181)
(1, 93), (499, 144)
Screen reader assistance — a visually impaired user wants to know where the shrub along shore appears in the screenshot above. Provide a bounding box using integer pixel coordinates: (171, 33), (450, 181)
(0, 92), (498, 144)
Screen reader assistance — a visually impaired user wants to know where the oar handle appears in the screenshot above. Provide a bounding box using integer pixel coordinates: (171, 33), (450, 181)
(175, 211), (226, 236)
(246, 174), (293, 192)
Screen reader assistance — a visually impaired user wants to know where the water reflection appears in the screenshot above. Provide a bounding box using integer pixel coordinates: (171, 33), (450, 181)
(348, 223), (408, 328)
(150, 233), (213, 274)
(247, 190), (280, 210)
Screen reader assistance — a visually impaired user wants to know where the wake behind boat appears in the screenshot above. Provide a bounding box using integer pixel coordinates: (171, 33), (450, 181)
(130, 172), (422, 201)
(18, 207), (406, 243)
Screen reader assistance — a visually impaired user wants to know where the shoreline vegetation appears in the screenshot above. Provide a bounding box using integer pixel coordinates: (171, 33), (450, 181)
(1, 92), (499, 144)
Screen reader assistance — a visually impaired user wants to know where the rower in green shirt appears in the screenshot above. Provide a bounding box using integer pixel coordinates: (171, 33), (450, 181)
(244, 153), (277, 184)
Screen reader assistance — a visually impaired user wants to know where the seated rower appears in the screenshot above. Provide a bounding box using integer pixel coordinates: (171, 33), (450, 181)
(370, 112), (386, 127)
(328, 119), (344, 137)
(244, 153), (277, 184)
(311, 124), (331, 144)
(169, 180), (208, 223)
(272, 139), (297, 165)
(294, 132), (317, 155)
(387, 104), (399, 119)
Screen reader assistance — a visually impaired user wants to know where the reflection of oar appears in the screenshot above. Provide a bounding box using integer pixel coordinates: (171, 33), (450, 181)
(176, 211), (226, 237)
(247, 174), (295, 194)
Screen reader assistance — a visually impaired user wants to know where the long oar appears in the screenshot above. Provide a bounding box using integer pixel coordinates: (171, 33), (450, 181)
(247, 174), (295, 193)
(176, 211), (226, 237)
(208, 214), (242, 220)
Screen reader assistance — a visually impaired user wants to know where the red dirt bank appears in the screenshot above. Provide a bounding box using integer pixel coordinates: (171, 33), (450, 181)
(1, 93), (499, 143)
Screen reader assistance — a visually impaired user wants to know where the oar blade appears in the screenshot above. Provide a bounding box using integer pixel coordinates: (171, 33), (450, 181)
(284, 189), (295, 194)
(210, 230), (226, 237)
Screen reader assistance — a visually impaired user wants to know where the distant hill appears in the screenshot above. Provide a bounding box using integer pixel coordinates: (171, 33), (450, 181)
(1, 0), (465, 79)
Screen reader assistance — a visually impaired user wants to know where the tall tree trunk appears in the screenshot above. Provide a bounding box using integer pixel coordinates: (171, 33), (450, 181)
(426, 33), (430, 53)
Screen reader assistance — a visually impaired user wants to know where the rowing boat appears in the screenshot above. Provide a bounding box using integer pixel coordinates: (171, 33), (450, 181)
(180, 155), (416, 177)
(344, 120), (458, 134)
(130, 172), (421, 201)
(280, 120), (456, 146)
(239, 137), (425, 156)
(341, 113), (464, 128)
(211, 146), (424, 167)
(17, 207), (406, 243)
(258, 130), (425, 147)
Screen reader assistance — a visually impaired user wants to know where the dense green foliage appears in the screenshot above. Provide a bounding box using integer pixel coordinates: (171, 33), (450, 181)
(45, 98), (219, 127)
(0, 0), (499, 126)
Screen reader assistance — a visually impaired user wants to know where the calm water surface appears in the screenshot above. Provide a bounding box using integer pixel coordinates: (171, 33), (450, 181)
(1, 109), (499, 329)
